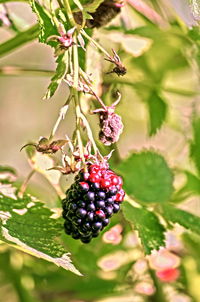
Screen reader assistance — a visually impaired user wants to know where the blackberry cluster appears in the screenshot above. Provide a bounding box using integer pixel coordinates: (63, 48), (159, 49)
(62, 163), (125, 243)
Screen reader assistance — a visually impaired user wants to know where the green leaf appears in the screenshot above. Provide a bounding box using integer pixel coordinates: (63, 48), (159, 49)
(73, 0), (104, 22)
(82, 0), (104, 13)
(0, 191), (81, 275)
(190, 117), (200, 175)
(43, 53), (68, 99)
(29, 0), (58, 44)
(162, 204), (200, 236)
(147, 91), (167, 136)
(117, 151), (174, 204)
(183, 171), (200, 195)
(0, 166), (17, 183)
(0, 24), (39, 58)
(122, 203), (165, 254)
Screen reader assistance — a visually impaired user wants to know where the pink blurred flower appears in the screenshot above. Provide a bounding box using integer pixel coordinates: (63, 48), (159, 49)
(0, 6), (11, 27)
(133, 259), (148, 275)
(102, 224), (123, 245)
(98, 251), (127, 271)
(148, 249), (180, 271)
(135, 281), (155, 296)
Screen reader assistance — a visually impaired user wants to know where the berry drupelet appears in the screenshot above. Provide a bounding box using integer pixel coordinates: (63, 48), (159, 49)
(62, 163), (125, 243)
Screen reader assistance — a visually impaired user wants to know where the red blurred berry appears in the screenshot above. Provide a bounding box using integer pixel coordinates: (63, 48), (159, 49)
(156, 268), (180, 283)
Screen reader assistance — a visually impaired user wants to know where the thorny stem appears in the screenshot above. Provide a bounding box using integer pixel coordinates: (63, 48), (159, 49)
(73, 35), (86, 165)
(79, 69), (107, 110)
(49, 103), (69, 141)
(49, 0), (60, 29)
(18, 169), (35, 198)
(62, 0), (76, 27)
(79, 112), (98, 154)
(48, 92), (71, 141)
(81, 30), (110, 58)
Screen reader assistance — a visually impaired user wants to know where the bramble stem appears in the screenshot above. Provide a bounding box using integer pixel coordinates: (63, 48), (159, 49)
(49, 103), (70, 141)
(18, 169), (35, 198)
(79, 69), (107, 110)
(79, 112), (98, 154)
(81, 30), (110, 58)
(62, 0), (76, 26)
(72, 35), (85, 165)
(49, 0), (60, 29)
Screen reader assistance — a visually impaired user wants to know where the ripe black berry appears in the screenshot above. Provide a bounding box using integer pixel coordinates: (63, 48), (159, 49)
(87, 203), (96, 211)
(62, 163), (125, 243)
(96, 191), (106, 200)
(96, 200), (105, 208)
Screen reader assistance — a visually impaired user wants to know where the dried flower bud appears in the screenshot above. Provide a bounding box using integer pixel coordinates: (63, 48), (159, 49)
(105, 49), (127, 76)
(93, 92), (123, 146)
(20, 137), (68, 154)
(99, 111), (123, 145)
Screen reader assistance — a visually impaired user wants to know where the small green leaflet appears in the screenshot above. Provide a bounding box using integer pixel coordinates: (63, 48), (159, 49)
(122, 203), (165, 254)
(82, 0), (104, 13)
(73, 0), (105, 21)
(147, 91), (167, 136)
(173, 171), (200, 202)
(190, 117), (200, 175)
(43, 53), (68, 100)
(0, 192), (81, 275)
(29, 0), (58, 44)
(117, 150), (174, 204)
(162, 204), (200, 236)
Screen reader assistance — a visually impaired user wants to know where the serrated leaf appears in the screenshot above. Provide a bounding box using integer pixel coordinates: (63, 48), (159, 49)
(44, 53), (68, 99)
(190, 117), (200, 175)
(162, 204), (200, 236)
(29, 0), (58, 44)
(117, 151), (174, 203)
(122, 203), (165, 254)
(0, 191), (81, 275)
(147, 91), (167, 136)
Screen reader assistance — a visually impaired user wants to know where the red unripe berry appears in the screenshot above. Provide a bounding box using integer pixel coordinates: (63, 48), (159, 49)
(96, 210), (106, 218)
(89, 164), (100, 174)
(118, 177), (123, 186)
(83, 172), (90, 181)
(89, 173), (101, 183)
(100, 179), (111, 188)
(79, 182), (89, 191)
(156, 268), (180, 283)
(111, 176), (119, 185)
(115, 189), (125, 202)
